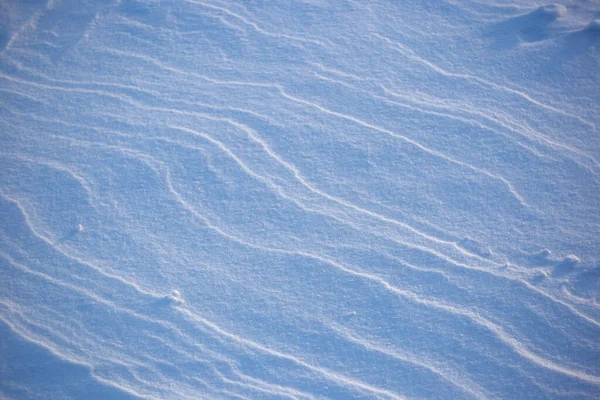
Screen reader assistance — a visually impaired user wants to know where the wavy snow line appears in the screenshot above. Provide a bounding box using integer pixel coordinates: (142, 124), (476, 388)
(5, 74), (486, 268)
(294, 253), (600, 386)
(1, 143), (401, 399)
(0, 0), (50, 56)
(167, 123), (491, 264)
(178, 308), (406, 400)
(0, 190), (163, 303)
(75, 47), (546, 193)
(385, 85), (600, 173)
(223, 114), (525, 256)
(0, 313), (152, 400)
(0, 153), (96, 202)
(71, 133), (600, 330)
(151, 157), (600, 384)
(160, 129), (501, 275)
(0, 62), (278, 126)
(325, 321), (492, 400)
(0, 87), (50, 106)
(41, 129), (600, 331)
(0, 251), (315, 399)
(311, 70), (555, 165)
(181, 0), (330, 47)
(372, 33), (596, 131)
(276, 88), (528, 207)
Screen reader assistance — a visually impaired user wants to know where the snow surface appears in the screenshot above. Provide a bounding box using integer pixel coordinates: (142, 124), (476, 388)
(1, 0), (599, 399)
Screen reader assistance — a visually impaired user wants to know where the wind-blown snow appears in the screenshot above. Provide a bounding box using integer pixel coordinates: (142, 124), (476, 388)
(1, 0), (599, 399)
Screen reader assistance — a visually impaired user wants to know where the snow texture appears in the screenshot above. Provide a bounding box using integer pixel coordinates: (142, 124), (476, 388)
(0, 0), (599, 399)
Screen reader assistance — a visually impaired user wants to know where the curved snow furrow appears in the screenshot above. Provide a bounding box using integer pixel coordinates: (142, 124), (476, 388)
(0, 307), (155, 400)
(0, 86), (51, 108)
(112, 14), (185, 38)
(180, 0), (332, 47)
(80, 108), (497, 274)
(380, 85), (596, 169)
(190, 253), (496, 399)
(214, 117), (509, 262)
(370, 250), (600, 360)
(0, 75), (500, 278)
(147, 132), (508, 277)
(172, 214), (600, 390)
(376, 244), (600, 329)
(154, 331), (321, 400)
(0, 321), (152, 400)
(0, 191), (164, 303)
(517, 276), (600, 329)
(276, 89), (528, 207)
(85, 133), (600, 336)
(144, 159), (498, 397)
(311, 70), (591, 187)
(13, 128), (469, 286)
(2, 258), (177, 372)
(166, 122), (496, 269)
(371, 32), (597, 131)
(208, 362), (320, 400)
(204, 372), (312, 400)
(5, 100), (597, 346)
(0, 148), (410, 399)
(146, 133), (504, 277)
(2, 0), (598, 398)
(88, 44), (576, 183)
(8, 307), (300, 400)
(47, 47), (529, 211)
(0, 73), (278, 151)
(143, 154), (600, 387)
(0, 301), (113, 369)
(0, 73), (152, 118)
(150, 326), (325, 399)
(0, 62), (279, 127)
(92, 47), (278, 89)
(324, 322), (492, 400)
(0, 0), (50, 58)
(1, 254), (180, 372)
(561, 287), (600, 310)
(0, 251), (320, 400)
(179, 309), (407, 400)
(380, 248), (600, 328)
(306, 256), (600, 385)
(309, 68), (548, 160)
(344, 240), (600, 333)
(0, 153), (97, 206)
(2, 135), (596, 396)
(28, 111), (499, 278)
(9, 46), (55, 66)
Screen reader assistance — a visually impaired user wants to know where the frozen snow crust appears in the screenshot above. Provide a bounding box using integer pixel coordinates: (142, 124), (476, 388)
(1, 0), (599, 399)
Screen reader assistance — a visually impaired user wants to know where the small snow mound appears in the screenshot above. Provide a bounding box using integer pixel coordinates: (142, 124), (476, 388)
(530, 271), (549, 285)
(487, 4), (566, 47)
(560, 255), (580, 267)
(528, 248), (554, 265)
(159, 290), (185, 306)
(169, 290), (185, 304)
(582, 19), (600, 33)
(552, 255), (580, 277)
(534, 4), (567, 20)
(570, 266), (600, 299)
(536, 248), (552, 258)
